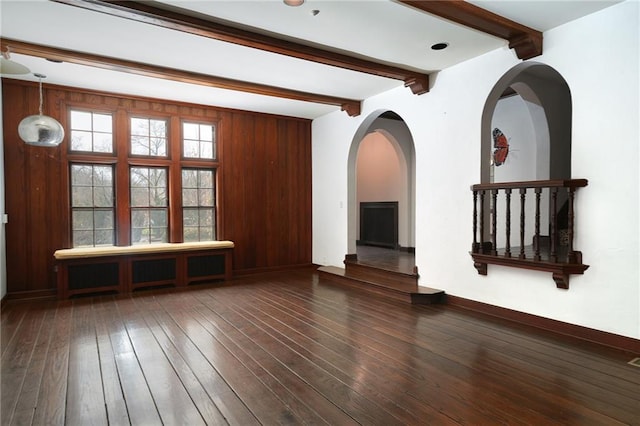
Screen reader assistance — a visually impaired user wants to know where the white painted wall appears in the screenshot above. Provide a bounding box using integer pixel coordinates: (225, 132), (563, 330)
(312, 1), (639, 339)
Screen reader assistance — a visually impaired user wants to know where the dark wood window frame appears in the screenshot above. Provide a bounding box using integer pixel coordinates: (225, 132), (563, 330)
(63, 103), (220, 247)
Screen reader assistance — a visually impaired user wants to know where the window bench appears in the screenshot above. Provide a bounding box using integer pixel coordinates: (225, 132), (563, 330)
(54, 241), (234, 299)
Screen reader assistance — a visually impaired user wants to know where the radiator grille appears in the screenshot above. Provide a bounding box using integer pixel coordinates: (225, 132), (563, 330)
(132, 258), (176, 284)
(68, 262), (119, 290)
(187, 254), (225, 278)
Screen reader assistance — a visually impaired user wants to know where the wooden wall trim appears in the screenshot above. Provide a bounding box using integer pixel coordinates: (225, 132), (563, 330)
(0, 38), (362, 116)
(446, 294), (640, 353)
(398, 0), (543, 60)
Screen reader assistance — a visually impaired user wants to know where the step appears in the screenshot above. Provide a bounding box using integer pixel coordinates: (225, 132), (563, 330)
(344, 260), (418, 293)
(317, 265), (444, 305)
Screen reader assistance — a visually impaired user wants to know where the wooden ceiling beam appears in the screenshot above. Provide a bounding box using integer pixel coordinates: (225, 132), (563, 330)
(398, 0), (543, 60)
(50, 0), (430, 95)
(0, 38), (362, 117)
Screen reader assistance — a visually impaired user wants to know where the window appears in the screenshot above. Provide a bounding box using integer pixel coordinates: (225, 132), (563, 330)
(70, 164), (115, 247)
(130, 167), (168, 244)
(67, 107), (218, 247)
(70, 110), (113, 153)
(131, 117), (167, 156)
(182, 169), (215, 241)
(183, 121), (216, 159)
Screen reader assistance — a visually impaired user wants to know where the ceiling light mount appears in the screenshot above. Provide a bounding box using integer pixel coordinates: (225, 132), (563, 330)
(431, 42), (449, 51)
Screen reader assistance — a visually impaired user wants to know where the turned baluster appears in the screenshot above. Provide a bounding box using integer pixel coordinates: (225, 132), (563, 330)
(567, 187), (577, 263)
(479, 190), (485, 253)
(519, 188), (526, 259)
(550, 188), (558, 263)
(505, 188), (512, 258)
(534, 188), (542, 261)
(491, 189), (498, 256)
(472, 190), (478, 253)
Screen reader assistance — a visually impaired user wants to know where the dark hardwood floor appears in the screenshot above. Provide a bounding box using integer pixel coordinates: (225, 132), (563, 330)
(2, 268), (639, 425)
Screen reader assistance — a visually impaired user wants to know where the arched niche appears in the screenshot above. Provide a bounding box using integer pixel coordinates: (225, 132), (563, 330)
(347, 110), (416, 254)
(481, 62), (572, 184)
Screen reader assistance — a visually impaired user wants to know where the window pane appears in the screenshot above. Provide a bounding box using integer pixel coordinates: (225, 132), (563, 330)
(150, 209), (167, 227)
(131, 118), (149, 136)
(71, 165), (92, 186)
(183, 227), (198, 242)
(183, 121), (216, 159)
(150, 137), (167, 156)
(182, 189), (198, 207)
(94, 230), (114, 246)
(200, 124), (213, 142)
(93, 187), (113, 207)
(94, 210), (114, 230)
(130, 188), (149, 207)
(94, 133), (113, 153)
(183, 122), (199, 139)
(198, 189), (214, 206)
(200, 226), (213, 241)
(71, 131), (92, 151)
(73, 230), (94, 247)
(72, 210), (93, 230)
(131, 135), (149, 155)
(93, 113), (112, 132)
(131, 210), (149, 228)
(72, 187), (92, 207)
(183, 209), (198, 226)
(200, 209), (213, 226)
(131, 118), (167, 157)
(71, 111), (92, 131)
(183, 139), (199, 158)
(200, 141), (214, 159)
(70, 110), (113, 153)
(199, 170), (213, 187)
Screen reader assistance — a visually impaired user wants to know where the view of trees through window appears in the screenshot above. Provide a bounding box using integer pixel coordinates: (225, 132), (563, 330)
(71, 164), (115, 247)
(182, 169), (215, 242)
(131, 167), (168, 244)
(68, 108), (218, 247)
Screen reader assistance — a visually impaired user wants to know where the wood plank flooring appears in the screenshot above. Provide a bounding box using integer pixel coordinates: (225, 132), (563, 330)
(2, 268), (639, 425)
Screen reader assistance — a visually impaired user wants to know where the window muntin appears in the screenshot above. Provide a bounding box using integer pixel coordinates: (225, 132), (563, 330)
(70, 164), (115, 247)
(183, 122), (216, 160)
(130, 167), (168, 244)
(70, 110), (113, 153)
(131, 117), (168, 157)
(182, 169), (215, 242)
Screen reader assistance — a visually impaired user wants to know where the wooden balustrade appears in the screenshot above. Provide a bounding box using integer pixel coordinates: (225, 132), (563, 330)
(470, 179), (589, 289)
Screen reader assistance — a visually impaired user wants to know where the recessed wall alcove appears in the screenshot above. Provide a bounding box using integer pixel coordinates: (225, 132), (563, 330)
(347, 110), (416, 255)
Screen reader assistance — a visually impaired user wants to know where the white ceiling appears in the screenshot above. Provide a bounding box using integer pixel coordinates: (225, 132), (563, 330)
(0, 0), (621, 119)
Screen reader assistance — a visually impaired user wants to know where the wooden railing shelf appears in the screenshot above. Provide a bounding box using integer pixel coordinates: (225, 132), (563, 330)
(470, 179), (588, 289)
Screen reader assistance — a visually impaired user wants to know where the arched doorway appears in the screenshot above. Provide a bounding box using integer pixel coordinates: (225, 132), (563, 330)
(481, 62), (572, 184)
(347, 110), (415, 269)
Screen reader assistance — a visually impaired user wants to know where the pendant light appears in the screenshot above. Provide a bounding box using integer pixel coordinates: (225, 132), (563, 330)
(18, 73), (65, 147)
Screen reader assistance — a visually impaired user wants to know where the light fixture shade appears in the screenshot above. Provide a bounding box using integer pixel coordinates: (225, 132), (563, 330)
(283, 0), (304, 6)
(18, 114), (65, 147)
(0, 56), (31, 75)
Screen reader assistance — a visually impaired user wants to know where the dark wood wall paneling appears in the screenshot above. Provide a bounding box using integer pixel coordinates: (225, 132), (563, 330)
(2, 79), (312, 297)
